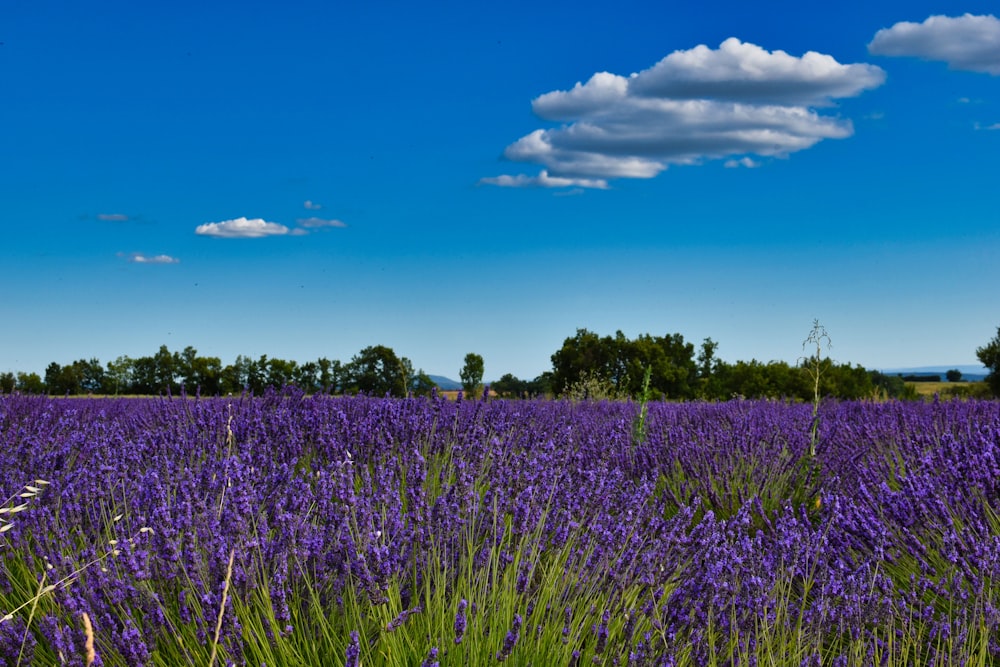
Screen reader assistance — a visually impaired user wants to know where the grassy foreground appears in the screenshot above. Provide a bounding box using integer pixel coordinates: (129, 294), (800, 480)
(2, 392), (1000, 665)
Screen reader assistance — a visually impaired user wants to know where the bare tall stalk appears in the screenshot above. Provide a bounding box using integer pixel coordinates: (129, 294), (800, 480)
(801, 320), (832, 457)
(208, 548), (236, 667)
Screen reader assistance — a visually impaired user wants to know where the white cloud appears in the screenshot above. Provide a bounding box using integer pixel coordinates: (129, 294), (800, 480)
(121, 252), (179, 264)
(304, 200), (322, 210)
(629, 38), (885, 106)
(484, 39), (885, 185)
(297, 217), (348, 228)
(869, 14), (1000, 75)
(97, 213), (129, 222)
(975, 121), (1000, 130)
(724, 157), (762, 168)
(478, 170), (609, 189)
(195, 217), (289, 238)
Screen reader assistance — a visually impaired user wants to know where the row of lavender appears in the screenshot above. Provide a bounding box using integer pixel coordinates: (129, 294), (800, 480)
(1, 392), (1000, 665)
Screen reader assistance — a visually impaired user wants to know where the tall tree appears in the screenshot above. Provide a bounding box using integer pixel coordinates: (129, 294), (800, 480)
(105, 356), (134, 395)
(346, 345), (407, 397)
(977, 326), (1000, 397)
(492, 373), (527, 398)
(550, 329), (617, 396)
(460, 353), (485, 396)
(410, 369), (438, 397)
(45, 362), (83, 395)
(153, 345), (177, 394)
(76, 358), (105, 393)
(16, 372), (45, 394)
(189, 355), (223, 395)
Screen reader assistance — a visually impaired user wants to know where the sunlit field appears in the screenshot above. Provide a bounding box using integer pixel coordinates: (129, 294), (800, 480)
(2, 392), (1000, 666)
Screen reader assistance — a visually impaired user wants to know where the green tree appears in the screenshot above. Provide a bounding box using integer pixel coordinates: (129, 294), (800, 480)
(527, 372), (553, 397)
(977, 326), (1000, 397)
(551, 329), (618, 396)
(946, 369), (963, 382)
(266, 357), (298, 388)
(130, 356), (157, 394)
(460, 353), (485, 396)
(551, 328), (697, 399)
(177, 346), (199, 392)
(410, 369), (438, 397)
(153, 345), (177, 394)
(16, 372), (45, 394)
(295, 361), (320, 393)
(493, 373), (527, 398)
(105, 355), (134, 395)
(189, 355), (223, 395)
(346, 345), (408, 397)
(76, 358), (105, 393)
(45, 362), (83, 395)
(247, 355), (269, 394)
(316, 358), (345, 393)
(0, 372), (14, 393)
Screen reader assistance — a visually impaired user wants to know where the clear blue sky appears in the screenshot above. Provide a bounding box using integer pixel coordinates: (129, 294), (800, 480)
(3, 0), (998, 380)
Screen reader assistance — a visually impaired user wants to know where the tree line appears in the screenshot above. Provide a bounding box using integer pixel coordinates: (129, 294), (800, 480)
(488, 328), (918, 402)
(3, 325), (997, 399)
(0, 344), (438, 397)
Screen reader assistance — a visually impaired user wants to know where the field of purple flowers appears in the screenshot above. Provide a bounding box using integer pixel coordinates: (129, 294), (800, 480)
(2, 391), (1000, 666)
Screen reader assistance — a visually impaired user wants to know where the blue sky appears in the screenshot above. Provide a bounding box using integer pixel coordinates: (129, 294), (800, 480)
(2, 0), (998, 381)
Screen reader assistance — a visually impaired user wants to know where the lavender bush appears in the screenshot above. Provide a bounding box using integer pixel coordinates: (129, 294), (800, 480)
(1, 391), (999, 665)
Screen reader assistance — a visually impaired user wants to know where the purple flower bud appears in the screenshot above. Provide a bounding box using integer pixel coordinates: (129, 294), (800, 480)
(345, 630), (360, 667)
(495, 613), (522, 661)
(454, 599), (467, 644)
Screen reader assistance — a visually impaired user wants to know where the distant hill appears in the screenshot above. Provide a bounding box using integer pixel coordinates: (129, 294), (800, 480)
(427, 375), (462, 390)
(880, 365), (989, 382)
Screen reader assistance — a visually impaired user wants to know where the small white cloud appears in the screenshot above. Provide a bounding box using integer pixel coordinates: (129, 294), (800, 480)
(304, 200), (322, 210)
(958, 97), (971, 103)
(975, 121), (1000, 130)
(297, 217), (348, 228)
(120, 252), (180, 264)
(724, 157), (761, 168)
(479, 170), (609, 189)
(98, 213), (129, 222)
(195, 217), (289, 238)
(869, 14), (1000, 75)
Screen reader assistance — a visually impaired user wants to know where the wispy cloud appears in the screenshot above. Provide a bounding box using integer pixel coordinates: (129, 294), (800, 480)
(484, 38), (885, 186)
(974, 121), (1000, 131)
(97, 213), (129, 222)
(119, 252), (180, 264)
(195, 217), (289, 238)
(479, 170), (609, 189)
(869, 14), (1000, 75)
(724, 157), (762, 169)
(297, 217), (348, 228)
(304, 200), (322, 210)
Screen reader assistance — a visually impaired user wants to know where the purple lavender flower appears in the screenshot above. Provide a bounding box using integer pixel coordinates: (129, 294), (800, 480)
(595, 608), (610, 654)
(345, 630), (360, 667)
(454, 598), (467, 644)
(385, 606), (421, 632)
(495, 613), (521, 662)
(421, 647), (439, 667)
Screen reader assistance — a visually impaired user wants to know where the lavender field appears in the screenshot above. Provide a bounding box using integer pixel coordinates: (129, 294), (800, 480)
(2, 392), (1000, 666)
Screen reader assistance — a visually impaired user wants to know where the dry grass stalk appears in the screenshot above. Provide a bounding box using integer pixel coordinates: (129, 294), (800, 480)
(17, 571), (47, 666)
(207, 548), (236, 667)
(81, 612), (95, 666)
